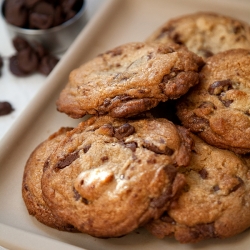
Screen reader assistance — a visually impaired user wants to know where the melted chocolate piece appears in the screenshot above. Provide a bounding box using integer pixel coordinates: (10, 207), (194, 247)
(55, 150), (80, 170)
(114, 123), (135, 139)
(143, 140), (174, 155)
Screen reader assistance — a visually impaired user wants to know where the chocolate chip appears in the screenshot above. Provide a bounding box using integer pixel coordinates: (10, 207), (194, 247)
(200, 49), (214, 58)
(12, 36), (30, 52)
(199, 168), (208, 179)
(198, 101), (217, 110)
(187, 114), (209, 132)
(161, 68), (180, 83)
(106, 48), (123, 57)
(55, 150), (79, 170)
(160, 212), (176, 224)
(114, 123), (135, 139)
(4, 0), (28, 27)
(230, 176), (244, 193)
(172, 33), (183, 45)
(32, 41), (48, 59)
(29, 2), (54, 29)
(73, 187), (81, 201)
(24, 0), (40, 8)
(17, 47), (39, 73)
(0, 101), (14, 116)
(83, 144), (91, 153)
(9, 55), (29, 76)
(213, 185), (220, 192)
(101, 156), (109, 162)
(38, 54), (59, 75)
(194, 223), (216, 240)
(220, 99), (233, 107)
(150, 186), (172, 208)
(73, 187), (89, 204)
(164, 164), (177, 182)
(208, 79), (233, 95)
(81, 197), (89, 205)
(124, 142), (137, 152)
(143, 141), (174, 155)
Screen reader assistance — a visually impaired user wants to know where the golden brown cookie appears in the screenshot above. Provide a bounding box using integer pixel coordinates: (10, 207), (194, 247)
(146, 134), (250, 243)
(146, 12), (250, 59)
(56, 42), (203, 119)
(177, 49), (250, 154)
(41, 116), (193, 238)
(22, 127), (77, 231)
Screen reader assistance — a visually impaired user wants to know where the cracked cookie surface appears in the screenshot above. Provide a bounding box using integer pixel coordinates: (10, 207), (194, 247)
(22, 127), (76, 231)
(146, 12), (250, 59)
(146, 134), (250, 243)
(177, 49), (250, 154)
(41, 116), (193, 238)
(56, 42), (203, 119)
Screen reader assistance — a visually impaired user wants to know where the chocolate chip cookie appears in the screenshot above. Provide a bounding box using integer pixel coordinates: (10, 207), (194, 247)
(22, 127), (76, 231)
(146, 12), (250, 59)
(41, 116), (193, 238)
(146, 134), (250, 243)
(56, 42), (203, 119)
(177, 49), (250, 154)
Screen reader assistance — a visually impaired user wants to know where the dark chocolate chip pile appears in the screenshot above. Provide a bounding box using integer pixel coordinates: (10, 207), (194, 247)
(4, 0), (84, 29)
(0, 101), (14, 116)
(9, 36), (59, 76)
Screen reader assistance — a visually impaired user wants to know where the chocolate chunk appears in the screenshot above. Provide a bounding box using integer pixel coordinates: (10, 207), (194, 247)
(83, 144), (91, 153)
(160, 212), (176, 224)
(172, 33), (183, 45)
(55, 150), (79, 170)
(17, 48), (39, 73)
(193, 223), (216, 240)
(161, 68), (181, 83)
(208, 79), (233, 95)
(199, 168), (208, 179)
(230, 176), (244, 193)
(164, 164), (177, 182)
(38, 54), (59, 75)
(0, 101), (14, 116)
(198, 101), (217, 110)
(124, 142), (137, 152)
(220, 99), (233, 107)
(150, 186), (172, 208)
(143, 141), (174, 155)
(4, 0), (28, 27)
(114, 123), (135, 139)
(213, 185), (220, 192)
(73, 187), (81, 201)
(106, 48), (123, 57)
(101, 156), (109, 162)
(187, 114), (209, 132)
(200, 49), (214, 58)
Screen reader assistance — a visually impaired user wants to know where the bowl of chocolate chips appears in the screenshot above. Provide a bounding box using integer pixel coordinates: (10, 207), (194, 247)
(1, 0), (87, 53)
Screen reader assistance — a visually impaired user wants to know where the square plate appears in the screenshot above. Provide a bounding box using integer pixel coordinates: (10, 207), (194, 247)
(0, 0), (250, 249)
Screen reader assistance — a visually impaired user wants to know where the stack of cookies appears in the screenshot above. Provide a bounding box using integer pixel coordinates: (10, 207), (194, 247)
(22, 12), (250, 244)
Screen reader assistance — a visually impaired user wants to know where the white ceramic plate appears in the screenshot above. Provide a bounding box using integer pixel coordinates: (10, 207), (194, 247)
(0, 0), (250, 249)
